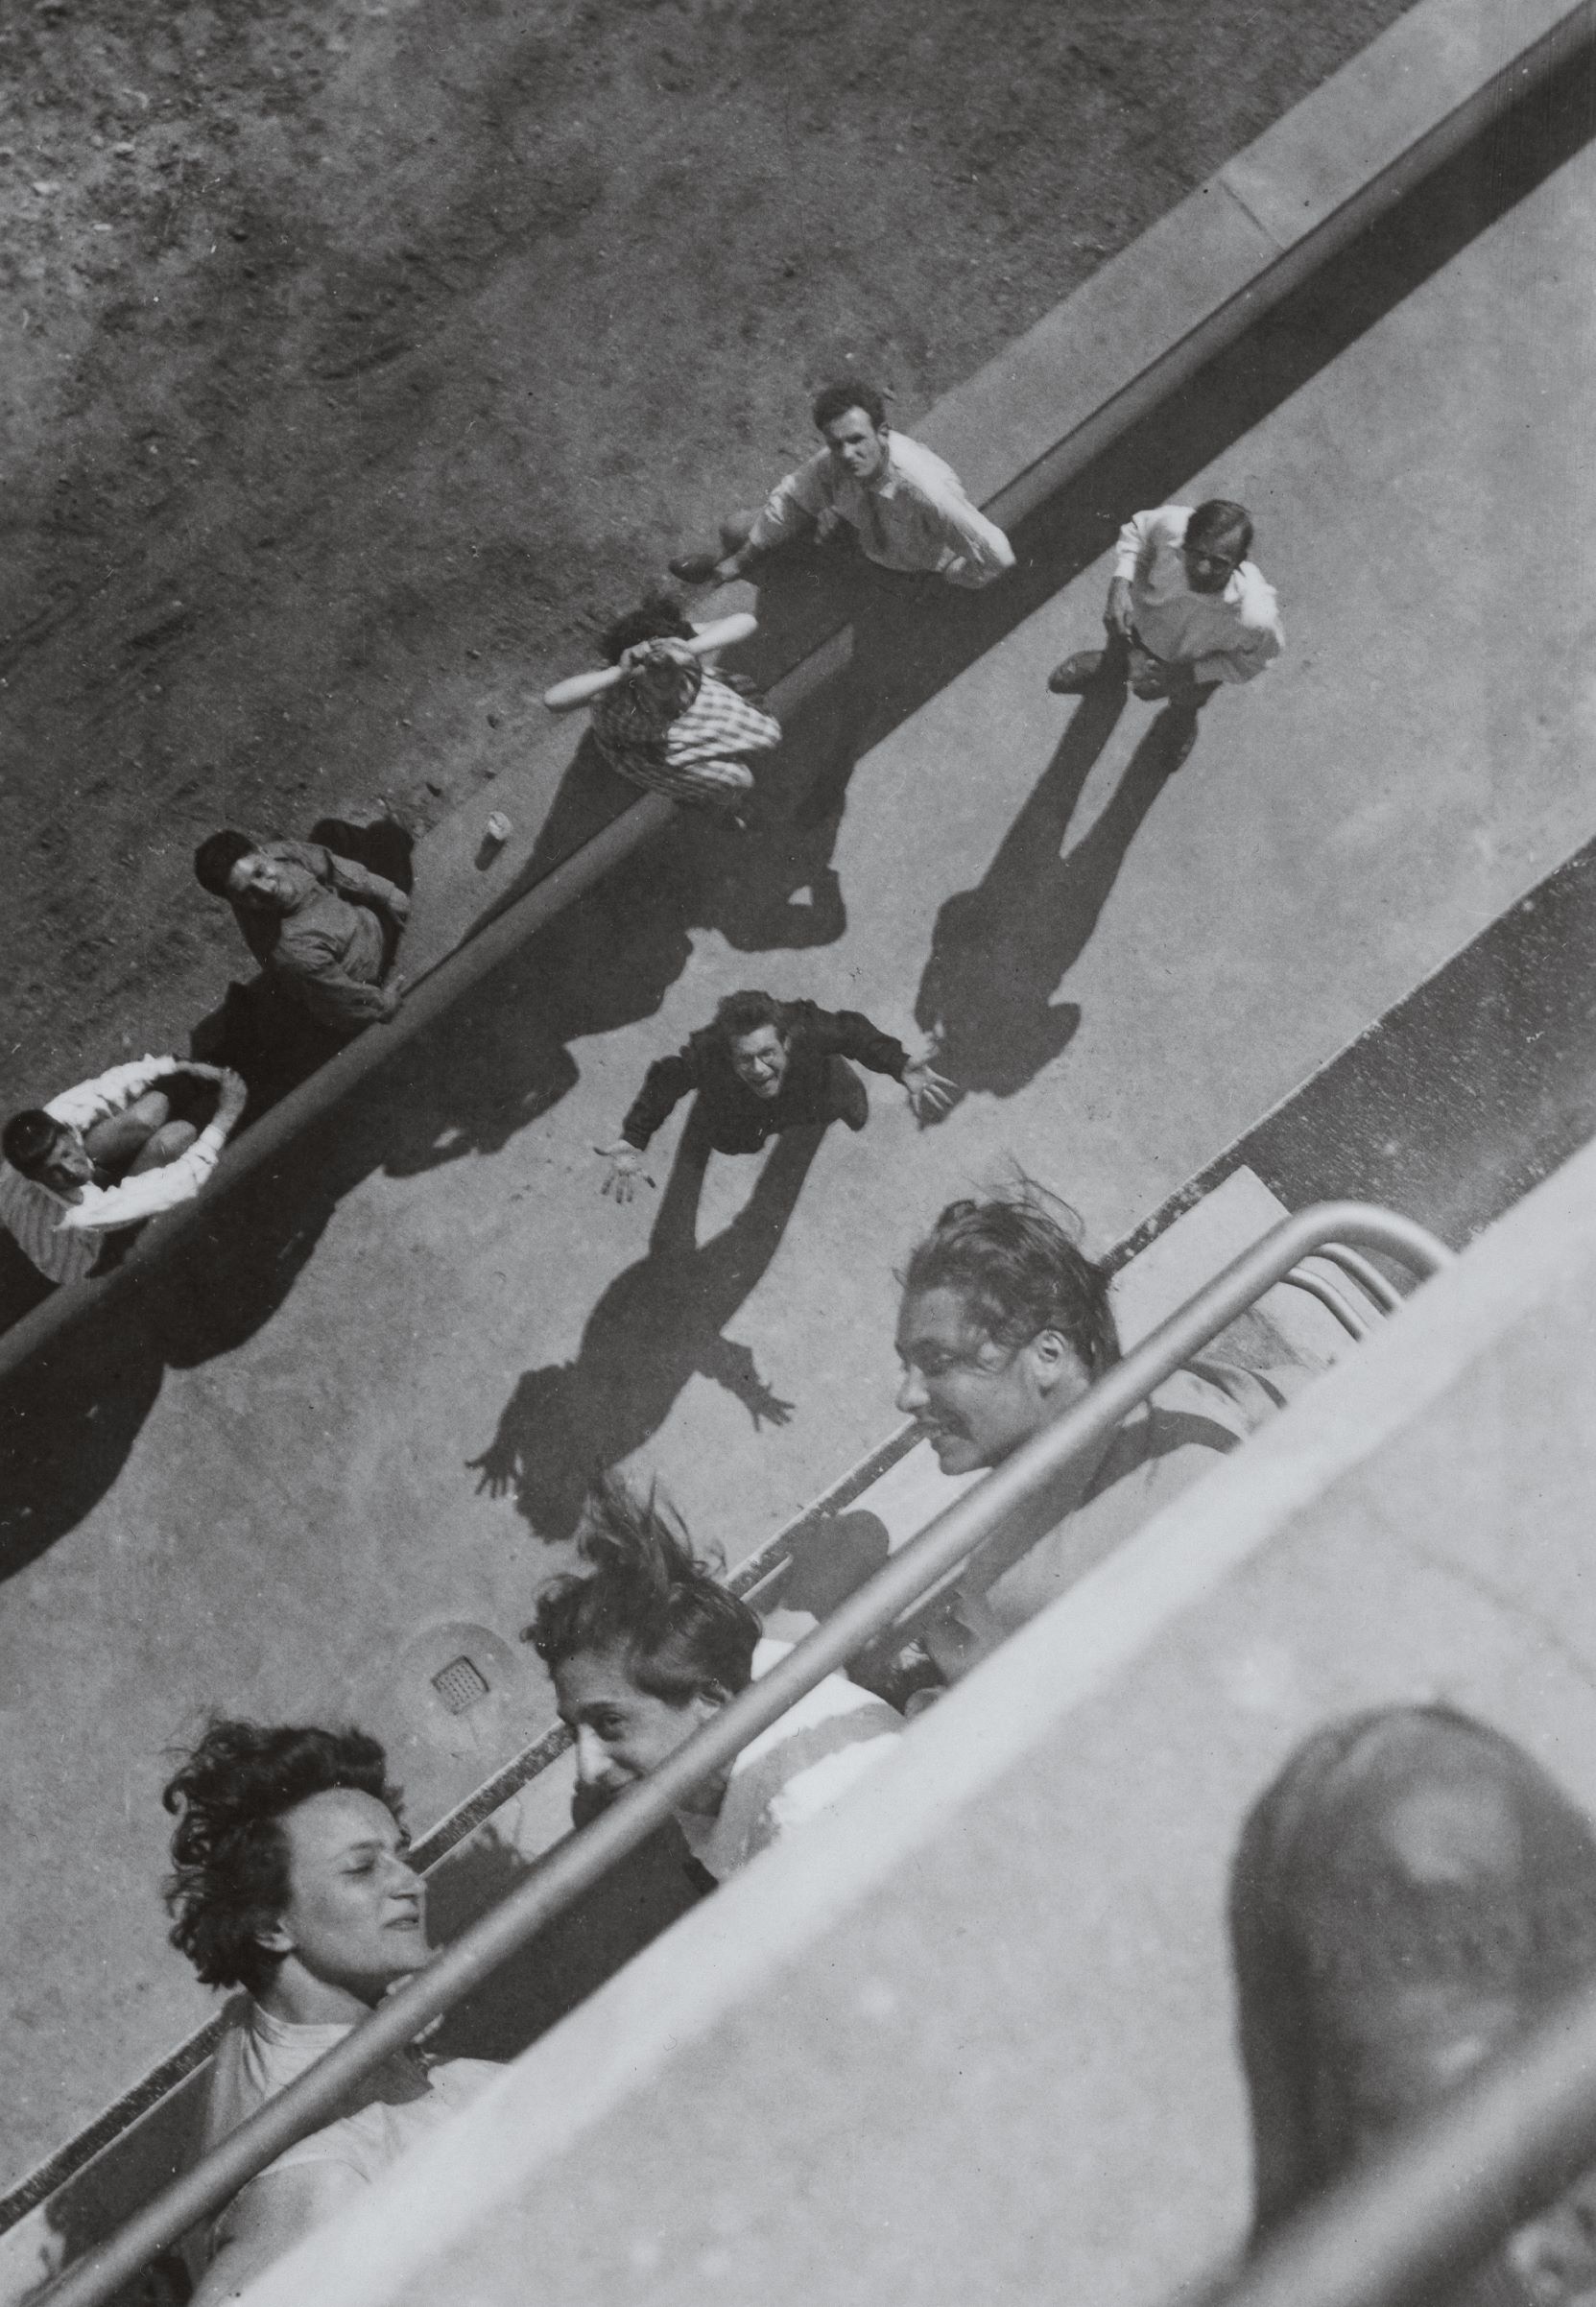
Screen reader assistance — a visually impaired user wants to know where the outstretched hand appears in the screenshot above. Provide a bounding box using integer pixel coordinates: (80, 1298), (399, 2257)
(748, 1380), (796, 1431)
(466, 1444), (514, 1499)
(595, 1140), (655, 1203)
(903, 1059), (955, 1119)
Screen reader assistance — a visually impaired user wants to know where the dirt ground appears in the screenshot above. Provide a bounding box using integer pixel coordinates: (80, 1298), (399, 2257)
(0, 0), (1410, 1116)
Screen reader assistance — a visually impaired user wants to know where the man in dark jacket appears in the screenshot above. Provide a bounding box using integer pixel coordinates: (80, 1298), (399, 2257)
(596, 988), (951, 1200)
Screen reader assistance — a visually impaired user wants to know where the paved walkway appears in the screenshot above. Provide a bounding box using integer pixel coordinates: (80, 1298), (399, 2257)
(5, 126), (1595, 2183)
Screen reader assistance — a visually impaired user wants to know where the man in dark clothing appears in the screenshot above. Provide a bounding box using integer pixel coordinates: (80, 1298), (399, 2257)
(596, 988), (951, 1201)
(193, 830), (410, 1035)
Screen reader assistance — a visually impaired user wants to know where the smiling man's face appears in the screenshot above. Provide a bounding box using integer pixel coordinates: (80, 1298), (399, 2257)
(226, 851), (298, 911)
(893, 1284), (1093, 1475)
(555, 1645), (727, 1816)
(727, 1024), (791, 1100)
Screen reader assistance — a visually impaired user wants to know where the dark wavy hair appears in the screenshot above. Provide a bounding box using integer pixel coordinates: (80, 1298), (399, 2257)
(713, 988), (788, 1046)
(600, 590), (695, 665)
(1187, 497), (1254, 561)
(163, 1719), (400, 1995)
(524, 1475), (759, 1704)
(812, 380), (889, 433)
(2, 1108), (65, 1181)
(193, 829), (255, 895)
(901, 1188), (1120, 1379)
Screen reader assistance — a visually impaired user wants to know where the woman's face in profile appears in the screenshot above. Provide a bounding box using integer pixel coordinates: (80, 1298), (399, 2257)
(269, 1789), (428, 1998)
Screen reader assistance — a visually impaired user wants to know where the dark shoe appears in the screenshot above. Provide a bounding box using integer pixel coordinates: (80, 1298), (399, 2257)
(668, 552), (723, 586)
(1048, 649), (1115, 695)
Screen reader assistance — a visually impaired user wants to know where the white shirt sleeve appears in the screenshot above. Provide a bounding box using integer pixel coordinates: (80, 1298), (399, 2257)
(1192, 565), (1284, 684)
(888, 436), (1013, 587)
(748, 450), (833, 552)
(54, 1069), (247, 1234)
(935, 493), (1015, 588)
(46, 1053), (183, 1134)
(1112, 504), (1188, 583)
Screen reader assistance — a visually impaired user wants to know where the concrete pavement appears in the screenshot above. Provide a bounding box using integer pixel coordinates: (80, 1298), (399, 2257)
(3, 106), (1595, 2191)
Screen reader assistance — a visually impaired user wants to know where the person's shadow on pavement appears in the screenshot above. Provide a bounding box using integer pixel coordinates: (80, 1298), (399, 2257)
(386, 787), (849, 1180)
(914, 684), (1179, 1116)
(465, 1105), (824, 1541)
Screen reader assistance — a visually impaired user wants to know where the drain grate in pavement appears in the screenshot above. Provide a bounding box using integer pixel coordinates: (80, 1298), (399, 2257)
(431, 1655), (490, 1716)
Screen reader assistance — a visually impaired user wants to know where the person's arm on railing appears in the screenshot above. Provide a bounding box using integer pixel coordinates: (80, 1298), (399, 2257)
(312, 848), (411, 924)
(275, 930), (405, 1030)
(544, 614), (760, 713)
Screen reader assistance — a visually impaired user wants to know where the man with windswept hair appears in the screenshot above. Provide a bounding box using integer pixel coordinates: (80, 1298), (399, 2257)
(529, 1476), (902, 1880)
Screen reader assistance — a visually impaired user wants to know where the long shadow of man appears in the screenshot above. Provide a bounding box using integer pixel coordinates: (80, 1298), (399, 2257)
(914, 687), (1179, 1114)
(467, 1106), (824, 1541)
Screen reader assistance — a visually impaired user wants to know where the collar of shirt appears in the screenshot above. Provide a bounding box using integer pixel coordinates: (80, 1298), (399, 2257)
(865, 451), (906, 500)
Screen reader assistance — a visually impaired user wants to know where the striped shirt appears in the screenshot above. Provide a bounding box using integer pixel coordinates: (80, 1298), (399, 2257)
(0, 1056), (244, 1286)
(676, 1638), (901, 1881)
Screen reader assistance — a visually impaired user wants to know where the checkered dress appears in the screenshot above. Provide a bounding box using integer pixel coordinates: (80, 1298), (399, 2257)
(590, 639), (781, 803)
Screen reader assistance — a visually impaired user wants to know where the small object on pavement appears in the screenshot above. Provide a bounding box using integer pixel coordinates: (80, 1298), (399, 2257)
(484, 811), (512, 845)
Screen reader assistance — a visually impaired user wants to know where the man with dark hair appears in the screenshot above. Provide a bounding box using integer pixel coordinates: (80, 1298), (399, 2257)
(595, 988), (951, 1200)
(529, 1476), (900, 1879)
(543, 598), (780, 820)
(1048, 496), (1283, 768)
(889, 1189), (1258, 1675)
(193, 830), (411, 1033)
(0, 1054), (246, 1285)
(669, 379), (1013, 593)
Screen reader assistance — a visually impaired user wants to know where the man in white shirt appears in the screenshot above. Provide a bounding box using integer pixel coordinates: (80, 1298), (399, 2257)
(1048, 498), (1283, 769)
(670, 380), (1014, 594)
(0, 1054), (246, 1286)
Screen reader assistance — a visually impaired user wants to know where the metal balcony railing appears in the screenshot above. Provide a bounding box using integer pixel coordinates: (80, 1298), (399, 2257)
(1195, 1973), (1596, 2307)
(36, 1200), (1451, 2307)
